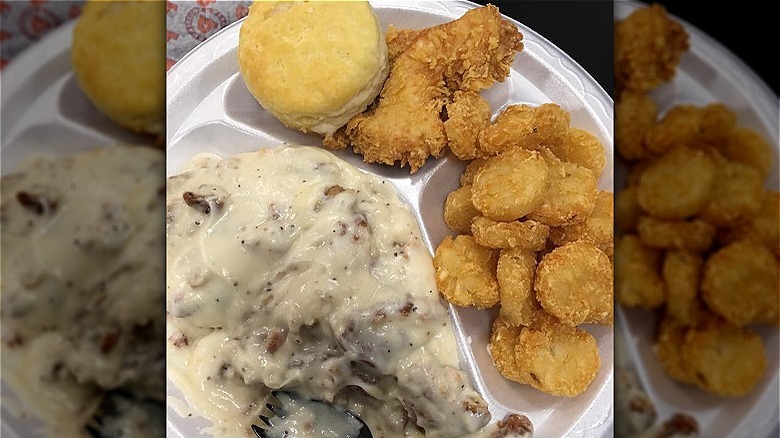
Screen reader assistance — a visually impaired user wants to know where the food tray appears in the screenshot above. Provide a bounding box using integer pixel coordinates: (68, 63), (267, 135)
(0, 19), (154, 438)
(614, 2), (780, 437)
(166, 1), (614, 436)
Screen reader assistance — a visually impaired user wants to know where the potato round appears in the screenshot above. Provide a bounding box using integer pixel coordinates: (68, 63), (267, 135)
(535, 241), (613, 326)
(662, 250), (704, 326)
(550, 190), (613, 256)
(443, 185), (480, 234)
(561, 127), (606, 177)
(697, 158), (763, 227)
(719, 191), (779, 255)
(488, 316), (526, 384)
(478, 103), (570, 157)
(655, 317), (695, 385)
(497, 249), (539, 327)
(528, 153), (597, 227)
(472, 216), (550, 251)
(615, 186), (642, 234)
(716, 127), (772, 179)
(636, 216), (715, 252)
(460, 158), (489, 186)
(636, 147), (716, 219)
(471, 149), (550, 221)
(615, 234), (665, 309)
(433, 235), (500, 309)
(615, 91), (657, 161)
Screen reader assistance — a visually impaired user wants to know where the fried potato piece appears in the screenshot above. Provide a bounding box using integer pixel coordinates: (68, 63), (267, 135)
(626, 160), (651, 187)
(715, 127), (773, 179)
(636, 147), (716, 219)
(444, 91), (492, 160)
(471, 149), (550, 221)
(331, 5), (523, 172)
(615, 234), (665, 309)
(681, 319), (767, 397)
(433, 235), (500, 308)
(697, 158), (763, 227)
(477, 103), (570, 157)
(614, 4), (689, 94)
(719, 191), (780, 255)
(644, 104), (737, 156)
(636, 216), (715, 252)
(701, 241), (779, 326)
(550, 190), (614, 256)
(488, 316), (526, 384)
(615, 186), (642, 234)
(560, 127), (606, 177)
(615, 91), (657, 161)
(655, 317), (696, 385)
(497, 249), (540, 327)
(443, 185), (480, 234)
(662, 251), (705, 326)
(471, 216), (550, 251)
(515, 313), (600, 397)
(528, 152), (597, 227)
(460, 158), (489, 186)
(535, 241), (613, 326)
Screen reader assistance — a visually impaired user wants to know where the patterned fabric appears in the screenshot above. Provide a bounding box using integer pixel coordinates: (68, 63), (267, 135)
(166, 0), (252, 70)
(0, 0), (84, 69)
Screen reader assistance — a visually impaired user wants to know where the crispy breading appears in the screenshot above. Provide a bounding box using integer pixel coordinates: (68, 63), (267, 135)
(472, 216), (550, 251)
(488, 316), (527, 384)
(326, 5), (523, 172)
(497, 248), (540, 327)
(550, 190), (613, 256)
(478, 103), (570, 157)
(528, 151), (598, 227)
(561, 127), (606, 177)
(433, 235), (500, 309)
(444, 91), (493, 160)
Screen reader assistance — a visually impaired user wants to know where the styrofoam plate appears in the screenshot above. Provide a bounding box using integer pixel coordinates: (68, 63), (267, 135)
(614, 1), (780, 437)
(166, 1), (614, 437)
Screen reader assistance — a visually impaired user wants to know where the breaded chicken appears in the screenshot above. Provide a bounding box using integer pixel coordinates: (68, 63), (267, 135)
(324, 5), (523, 172)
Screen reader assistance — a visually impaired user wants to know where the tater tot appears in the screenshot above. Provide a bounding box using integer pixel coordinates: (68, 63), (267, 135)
(561, 127), (606, 177)
(460, 157), (489, 186)
(719, 191), (780, 255)
(655, 317), (696, 385)
(471, 149), (550, 222)
(515, 313), (600, 397)
(477, 103), (570, 157)
(697, 158), (763, 227)
(471, 216), (550, 251)
(715, 127), (773, 179)
(681, 320), (767, 397)
(433, 235), (500, 309)
(615, 186), (642, 234)
(488, 316), (527, 384)
(662, 250), (704, 326)
(615, 234), (665, 309)
(497, 248), (539, 327)
(636, 147), (716, 219)
(444, 91), (493, 160)
(701, 241), (779, 326)
(529, 152), (598, 227)
(550, 190), (614, 256)
(535, 241), (613, 326)
(443, 185), (480, 234)
(615, 91), (657, 161)
(636, 216), (715, 252)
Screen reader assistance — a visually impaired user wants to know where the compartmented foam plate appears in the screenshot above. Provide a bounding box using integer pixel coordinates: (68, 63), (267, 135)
(615, 1), (779, 437)
(166, 1), (613, 437)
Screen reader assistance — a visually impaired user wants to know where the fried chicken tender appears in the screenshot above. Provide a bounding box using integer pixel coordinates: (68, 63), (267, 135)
(614, 4), (689, 94)
(636, 216), (715, 252)
(681, 319), (767, 397)
(615, 91), (657, 161)
(515, 313), (601, 397)
(561, 127), (607, 177)
(719, 191), (780, 255)
(697, 158), (764, 227)
(497, 249), (540, 327)
(488, 316), (526, 384)
(701, 241), (779, 326)
(528, 152), (598, 227)
(662, 251), (705, 326)
(444, 91), (493, 160)
(325, 5), (523, 172)
(444, 185), (480, 234)
(478, 103), (571, 157)
(615, 234), (665, 309)
(471, 148), (550, 221)
(535, 241), (613, 326)
(636, 147), (716, 219)
(550, 190), (614, 256)
(433, 235), (500, 308)
(471, 216), (550, 251)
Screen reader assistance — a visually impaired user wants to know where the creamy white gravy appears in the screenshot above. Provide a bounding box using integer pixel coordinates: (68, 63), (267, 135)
(0, 146), (166, 438)
(167, 146), (529, 438)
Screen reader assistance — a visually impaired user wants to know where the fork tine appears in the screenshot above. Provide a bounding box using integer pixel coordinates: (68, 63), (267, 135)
(267, 391), (283, 408)
(251, 424), (269, 438)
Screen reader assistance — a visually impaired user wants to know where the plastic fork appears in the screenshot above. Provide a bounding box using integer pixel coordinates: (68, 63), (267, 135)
(252, 391), (372, 438)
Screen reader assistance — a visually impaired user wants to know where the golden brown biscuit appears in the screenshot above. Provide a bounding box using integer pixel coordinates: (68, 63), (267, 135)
(238, 1), (388, 134)
(71, 0), (165, 136)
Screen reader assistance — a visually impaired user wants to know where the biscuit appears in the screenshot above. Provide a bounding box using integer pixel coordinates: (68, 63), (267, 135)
(238, 1), (388, 134)
(71, 0), (165, 136)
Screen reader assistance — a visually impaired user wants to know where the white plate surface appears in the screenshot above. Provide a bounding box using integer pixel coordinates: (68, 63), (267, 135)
(166, 1), (614, 437)
(615, 2), (780, 437)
